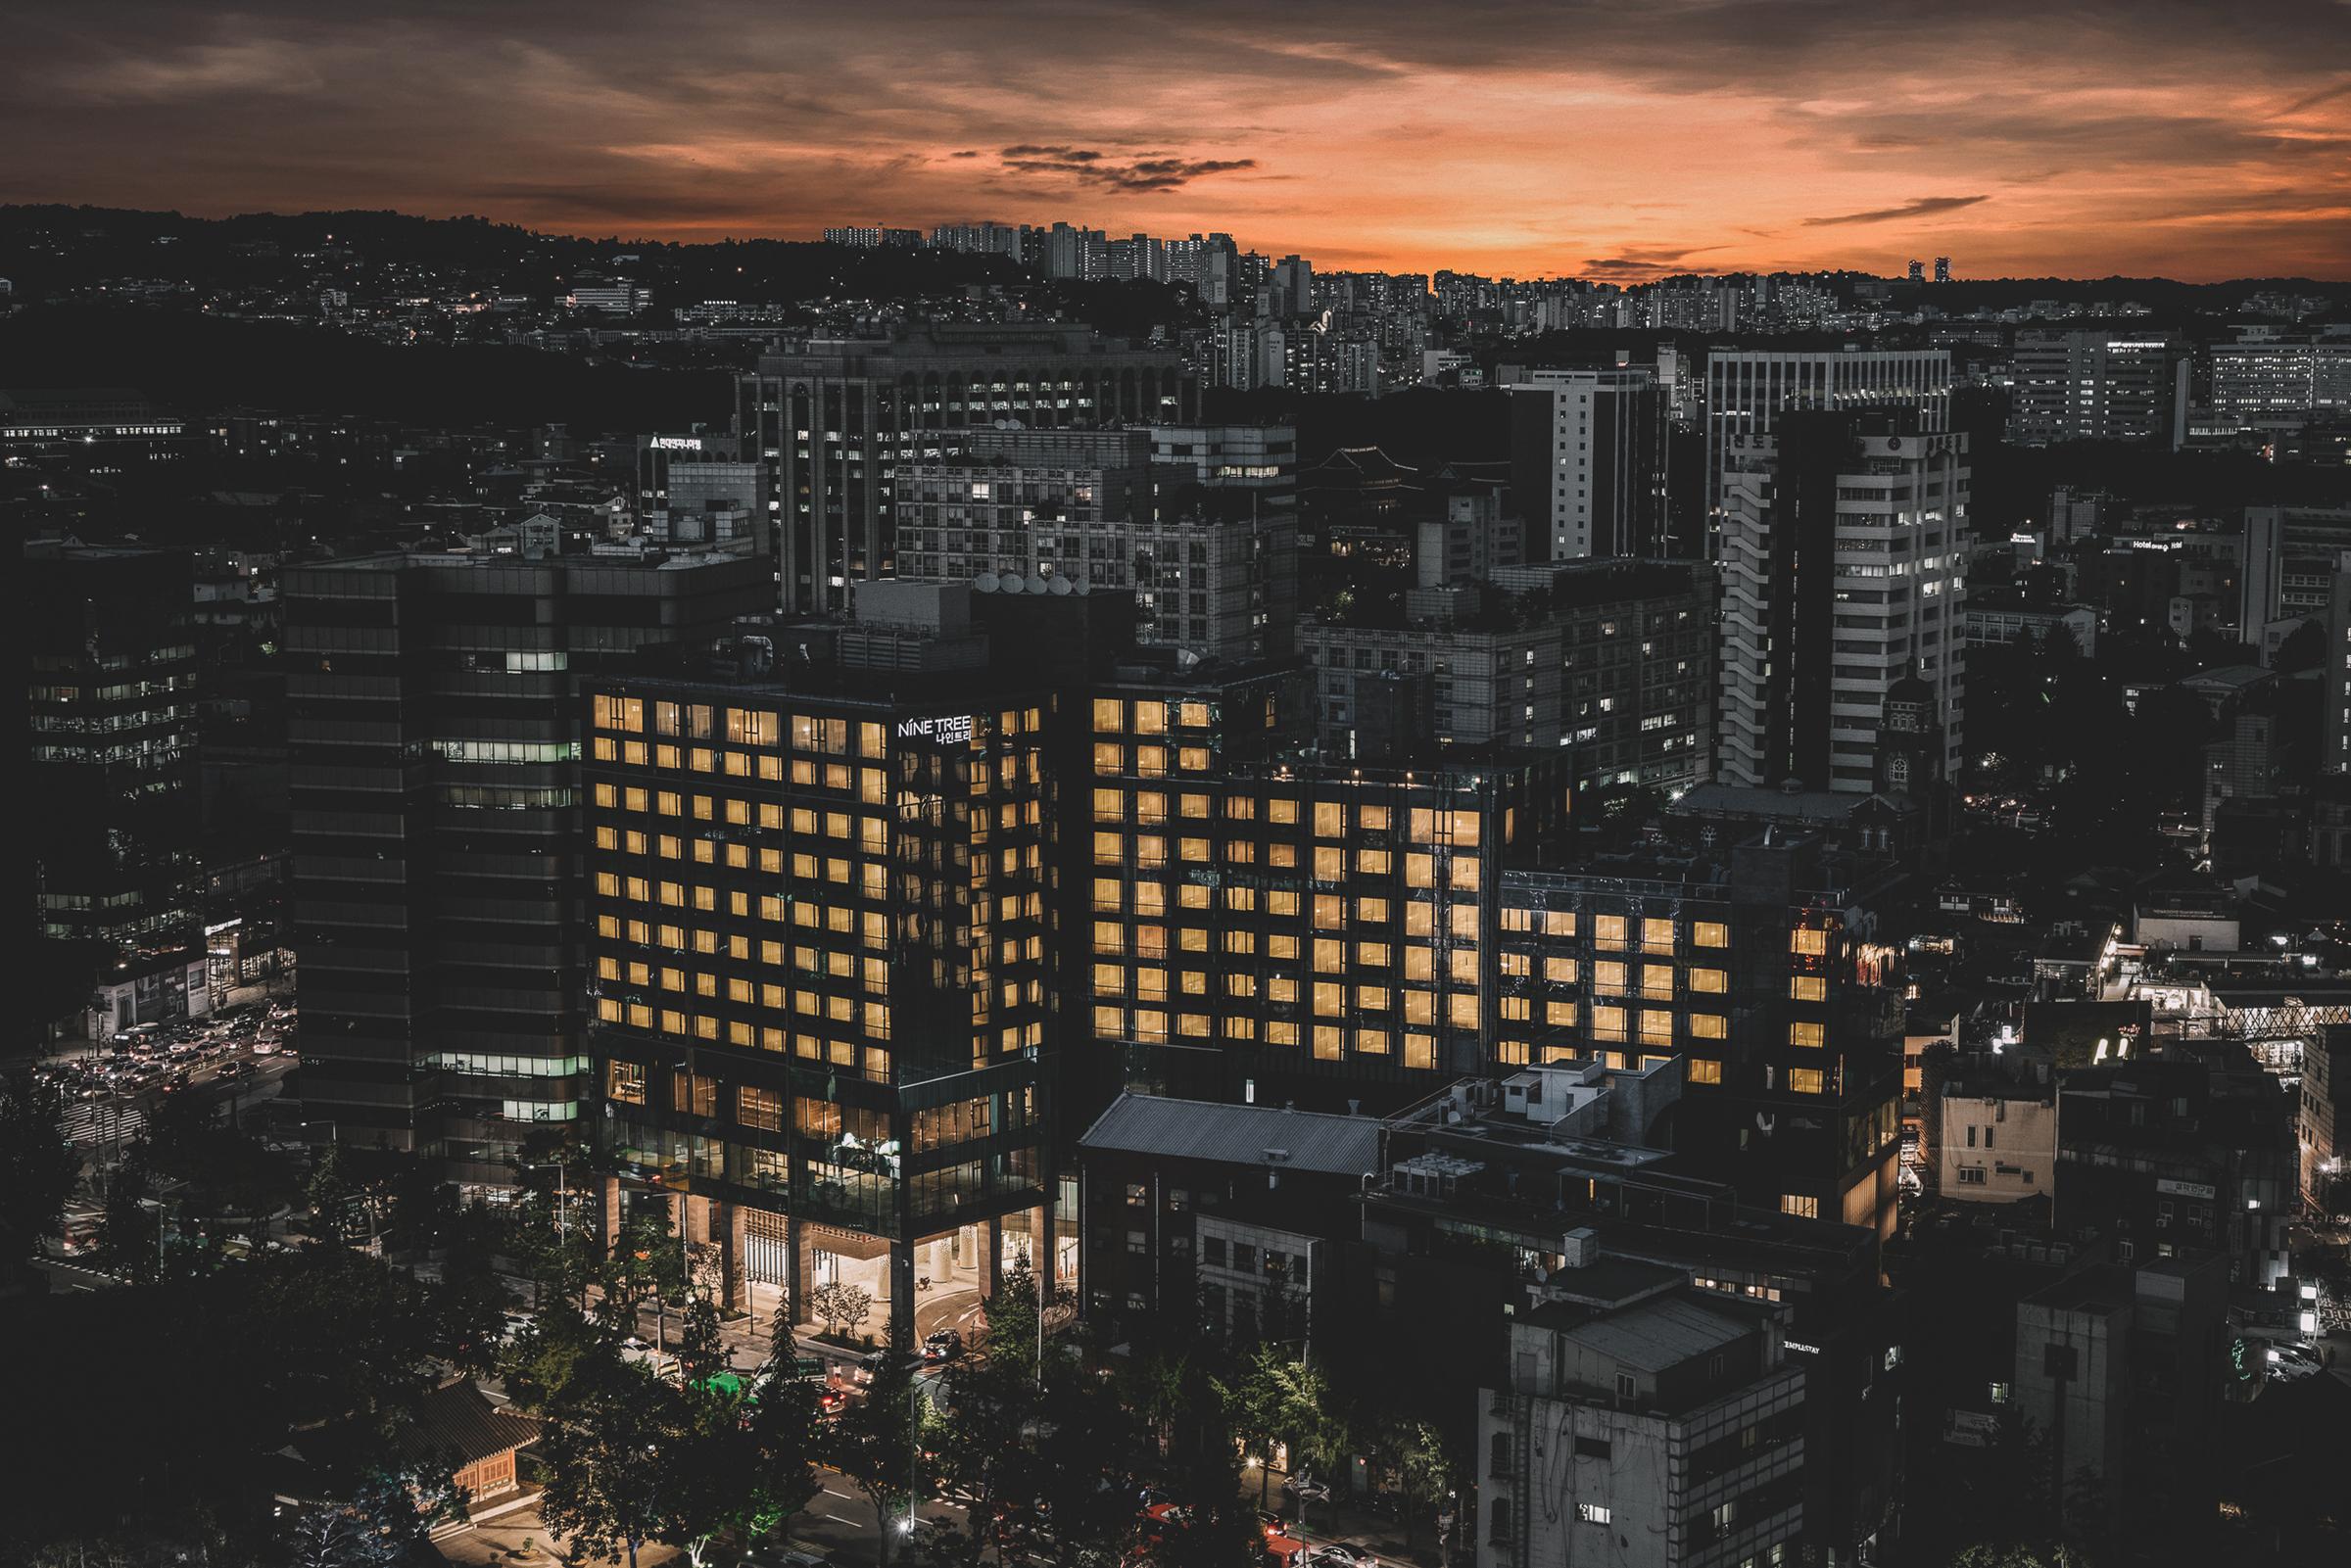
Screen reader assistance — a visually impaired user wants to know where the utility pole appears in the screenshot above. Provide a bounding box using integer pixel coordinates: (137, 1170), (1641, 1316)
(903, 1373), (923, 1556)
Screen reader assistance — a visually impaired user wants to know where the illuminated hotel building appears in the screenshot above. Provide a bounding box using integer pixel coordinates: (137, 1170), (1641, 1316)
(1080, 657), (1570, 1113)
(581, 671), (1061, 1348)
(1497, 838), (1906, 1239)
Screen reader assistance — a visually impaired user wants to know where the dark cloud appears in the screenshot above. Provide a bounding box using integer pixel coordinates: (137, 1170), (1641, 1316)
(1, 1), (2346, 275)
(1803, 194), (1991, 227)
(996, 146), (1259, 192)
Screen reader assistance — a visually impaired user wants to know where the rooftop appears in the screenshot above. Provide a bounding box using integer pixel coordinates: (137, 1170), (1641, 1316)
(1530, 1290), (1757, 1371)
(1080, 1093), (1380, 1178)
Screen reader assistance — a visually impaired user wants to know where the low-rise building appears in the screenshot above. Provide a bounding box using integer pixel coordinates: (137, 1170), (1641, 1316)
(1928, 1049), (2058, 1205)
(1477, 1287), (1806, 1568)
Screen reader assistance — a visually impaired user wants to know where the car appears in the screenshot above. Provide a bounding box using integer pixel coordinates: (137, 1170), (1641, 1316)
(217, 1060), (248, 1079)
(1310, 1545), (1376, 1568)
(922, 1328), (964, 1363)
(2267, 1343), (2322, 1380)
(816, 1386), (848, 1416)
(744, 1546), (836, 1568)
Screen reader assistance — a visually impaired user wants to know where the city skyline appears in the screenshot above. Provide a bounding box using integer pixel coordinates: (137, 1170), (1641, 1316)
(7, 1), (2350, 282)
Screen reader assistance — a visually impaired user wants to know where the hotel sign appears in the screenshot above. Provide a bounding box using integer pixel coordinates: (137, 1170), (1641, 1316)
(897, 714), (975, 745)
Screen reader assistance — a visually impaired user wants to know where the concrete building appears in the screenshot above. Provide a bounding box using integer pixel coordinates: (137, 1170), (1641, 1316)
(892, 427), (1298, 662)
(2012, 1257), (2228, 1543)
(1963, 594), (2098, 659)
(2300, 1025), (2349, 1210)
(1499, 835), (1908, 1242)
(2006, 330), (2189, 448)
(2209, 335), (2351, 421)
(1301, 559), (1714, 787)
(1717, 409), (1968, 793)
(1932, 1051), (2059, 1204)
(1365, 1069), (1896, 1567)
(1508, 368), (1669, 560)
(2327, 551), (2351, 776)
(1477, 1285), (1806, 1568)
(2240, 504), (2351, 644)
(1074, 1093), (1378, 1344)
(283, 549), (772, 1181)
(732, 326), (1192, 612)
(1701, 349), (1952, 523)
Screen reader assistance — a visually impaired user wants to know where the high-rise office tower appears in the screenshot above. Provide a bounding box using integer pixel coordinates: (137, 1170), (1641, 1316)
(1933, 256), (1951, 284)
(1703, 349), (1952, 526)
(1716, 409), (1968, 793)
(283, 550), (771, 1179)
(2006, 330), (2189, 448)
(582, 655), (1061, 1348)
(1508, 368), (1669, 559)
(734, 326), (1194, 614)
(1271, 256), (1314, 317)
(26, 544), (207, 1035)
(1906, 259), (1926, 283)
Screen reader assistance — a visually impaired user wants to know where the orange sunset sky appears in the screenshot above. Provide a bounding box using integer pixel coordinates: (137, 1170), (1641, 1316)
(6, 1), (2348, 281)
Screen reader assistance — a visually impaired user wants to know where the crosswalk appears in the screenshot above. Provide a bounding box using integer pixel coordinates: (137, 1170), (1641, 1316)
(59, 1101), (147, 1145)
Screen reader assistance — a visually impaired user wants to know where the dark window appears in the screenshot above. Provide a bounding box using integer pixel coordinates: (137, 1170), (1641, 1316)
(1573, 1437), (1612, 1460)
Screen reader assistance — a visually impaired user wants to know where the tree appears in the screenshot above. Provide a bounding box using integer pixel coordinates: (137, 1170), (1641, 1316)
(308, 1143), (360, 1243)
(94, 1136), (162, 1284)
(1032, 1359), (1147, 1568)
(810, 1278), (876, 1342)
(677, 1290), (727, 1388)
(506, 1183), (601, 1310)
(236, 1244), (446, 1435)
(1217, 1345), (1347, 1514)
(0, 1069), (79, 1260)
(742, 1370), (825, 1543)
(601, 1206), (688, 1349)
(1372, 1415), (1454, 1550)
(981, 1252), (1042, 1379)
(821, 1350), (932, 1567)
(281, 1465), (468, 1567)
(933, 1351), (1044, 1565)
(432, 1208), (518, 1377)
(503, 1301), (611, 1412)
(538, 1352), (693, 1568)
(660, 1379), (815, 1568)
